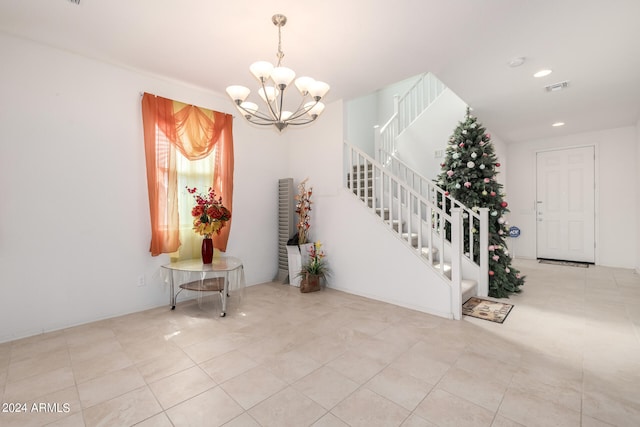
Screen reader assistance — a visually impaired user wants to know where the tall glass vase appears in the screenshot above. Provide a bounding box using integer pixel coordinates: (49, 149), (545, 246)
(201, 237), (213, 264)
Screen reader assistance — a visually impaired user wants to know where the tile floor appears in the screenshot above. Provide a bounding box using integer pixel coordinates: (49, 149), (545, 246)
(1, 259), (639, 426)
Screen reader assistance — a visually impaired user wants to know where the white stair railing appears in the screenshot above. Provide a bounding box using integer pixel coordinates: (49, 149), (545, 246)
(375, 73), (447, 164)
(345, 142), (489, 317)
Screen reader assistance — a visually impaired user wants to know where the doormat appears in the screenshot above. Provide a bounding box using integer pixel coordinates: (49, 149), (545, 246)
(462, 297), (513, 324)
(538, 259), (590, 268)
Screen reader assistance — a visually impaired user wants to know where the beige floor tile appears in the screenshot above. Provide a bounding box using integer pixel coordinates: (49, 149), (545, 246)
(82, 386), (162, 427)
(133, 412), (174, 427)
(414, 388), (494, 427)
(135, 346), (195, 383)
(389, 343), (452, 384)
(7, 347), (70, 382)
(261, 348), (323, 384)
(400, 413), (438, 427)
(77, 364), (146, 408)
(67, 337), (124, 365)
(438, 366), (509, 412)
(331, 387), (410, 427)
(4, 365), (76, 402)
(165, 386), (244, 427)
(45, 411), (86, 427)
(148, 365), (216, 409)
(199, 349), (258, 384)
(293, 366), (359, 410)
(248, 386), (327, 427)
(9, 332), (67, 362)
(326, 350), (387, 384)
(311, 412), (350, 427)
(582, 386), (640, 427)
(219, 365), (288, 410)
(498, 388), (581, 427)
(365, 366), (433, 411)
(71, 350), (134, 384)
(221, 412), (261, 427)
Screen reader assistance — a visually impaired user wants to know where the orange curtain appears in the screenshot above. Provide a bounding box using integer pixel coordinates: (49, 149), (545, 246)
(142, 93), (234, 256)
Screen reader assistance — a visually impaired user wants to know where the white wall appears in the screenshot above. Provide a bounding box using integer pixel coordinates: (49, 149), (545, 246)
(345, 92), (377, 156)
(637, 119), (640, 273)
(395, 88), (467, 180)
(506, 126), (637, 268)
(0, 33), (288, 342)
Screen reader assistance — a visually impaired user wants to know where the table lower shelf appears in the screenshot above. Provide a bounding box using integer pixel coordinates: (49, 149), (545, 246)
(179, 277), (225, 292)
(172, 277), (228, 316)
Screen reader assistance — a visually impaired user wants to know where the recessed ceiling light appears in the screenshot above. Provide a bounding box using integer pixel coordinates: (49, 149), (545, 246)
(534, 69), (552, 78)
(552, 122), (565, 127)
(508, 57), (526, 67)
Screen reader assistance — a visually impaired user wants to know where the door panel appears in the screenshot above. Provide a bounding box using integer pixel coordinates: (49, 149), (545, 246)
(536, 147), (595, 263)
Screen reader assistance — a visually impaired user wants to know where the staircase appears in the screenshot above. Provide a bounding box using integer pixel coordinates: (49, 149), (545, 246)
(344, 73), (489, 320)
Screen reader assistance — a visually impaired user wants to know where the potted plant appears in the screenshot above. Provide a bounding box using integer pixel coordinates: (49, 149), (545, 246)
(298, 241), (330, 293)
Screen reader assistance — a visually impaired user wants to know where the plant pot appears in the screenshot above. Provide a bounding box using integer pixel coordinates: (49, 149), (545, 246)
(300, 273), (322, 293)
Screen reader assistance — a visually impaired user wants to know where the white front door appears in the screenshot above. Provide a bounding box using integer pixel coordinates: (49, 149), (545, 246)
(536, 146), (595, 263)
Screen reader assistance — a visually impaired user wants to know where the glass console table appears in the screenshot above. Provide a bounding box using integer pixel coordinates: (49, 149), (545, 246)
(161, 256), (244, 317)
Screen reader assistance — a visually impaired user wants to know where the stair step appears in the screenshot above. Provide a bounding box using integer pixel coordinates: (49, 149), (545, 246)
(384, 219), (402, 231)
(375, 207), (390, 220)
(462, 279), (477, 303)
(401, 232), (418, 246)
(420, 246), (438, 260)
(433, 261), (452, 278)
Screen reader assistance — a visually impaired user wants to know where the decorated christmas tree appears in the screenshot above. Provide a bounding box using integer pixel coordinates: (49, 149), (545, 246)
(436, 109), (524, 298)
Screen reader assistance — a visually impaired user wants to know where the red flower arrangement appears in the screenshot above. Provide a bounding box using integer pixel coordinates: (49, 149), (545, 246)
(186, 186), (231, 238)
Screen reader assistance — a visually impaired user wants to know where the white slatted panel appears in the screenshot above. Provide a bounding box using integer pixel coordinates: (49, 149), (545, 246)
(276, 178), (295, 282)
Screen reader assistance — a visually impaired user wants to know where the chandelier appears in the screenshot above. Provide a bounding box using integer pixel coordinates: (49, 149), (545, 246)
(226, 14), (330, 132)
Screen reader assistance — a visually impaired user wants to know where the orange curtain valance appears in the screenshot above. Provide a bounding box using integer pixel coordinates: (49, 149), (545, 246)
(142, 93), (234, 256)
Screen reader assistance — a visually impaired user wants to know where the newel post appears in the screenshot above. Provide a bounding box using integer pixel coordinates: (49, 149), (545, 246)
(478, 208), (489, 297)
(451, 208), (462, 320)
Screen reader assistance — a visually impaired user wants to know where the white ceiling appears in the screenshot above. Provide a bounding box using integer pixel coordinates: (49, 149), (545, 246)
(2, 0), (639, 143)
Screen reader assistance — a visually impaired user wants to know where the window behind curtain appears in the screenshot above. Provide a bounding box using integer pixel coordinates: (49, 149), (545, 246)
(170, 147), (216, 261)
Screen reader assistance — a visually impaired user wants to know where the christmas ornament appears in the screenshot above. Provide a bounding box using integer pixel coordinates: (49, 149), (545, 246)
(486, 133), (491, 139)
(482, 190), (488, 196)
(484, 178), (490, 183)
(498, 230), (504, 235)
(491, 211), (498, 216)
(492, 255), (500, 261)
(467, 161), (475, 168)
(447, 170), (454, 177)
(471, 152), (477, 159)
(489, 270), (495, 276)
(498, 217), (506, 224)
(488, 245), (495, 251)
(490, 191), (496, 197)
(459, 143), (465, 148)
(505, 267), (510, 273)
(455, 183), (461, 189)
(496, 163), (501, 167)
(444, 191), (450, 196)
(464, 181), (472, 188)
(479, 164), (485, 170)
(501, 201), (508, 208)
(452, 153), (460, 159)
